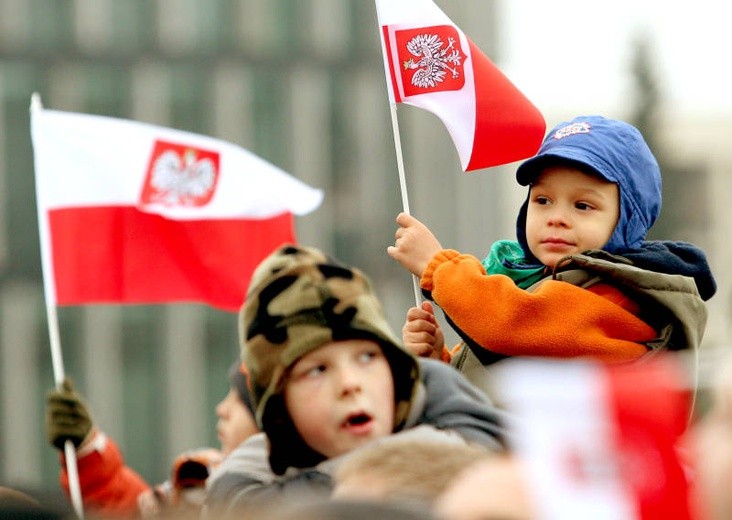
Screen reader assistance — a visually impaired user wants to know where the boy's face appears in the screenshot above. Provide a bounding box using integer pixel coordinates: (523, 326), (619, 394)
(215, 388), (259, 456)
(525, 165), (620, 268)
(284, 339), (396, 459)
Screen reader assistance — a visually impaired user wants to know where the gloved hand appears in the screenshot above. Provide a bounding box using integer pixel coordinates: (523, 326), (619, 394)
(45, 377), (94, 450)
(171, 448), (223, 501)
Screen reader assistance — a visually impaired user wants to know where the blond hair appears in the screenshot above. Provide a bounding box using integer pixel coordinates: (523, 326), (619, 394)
(333, 434), (495, 505)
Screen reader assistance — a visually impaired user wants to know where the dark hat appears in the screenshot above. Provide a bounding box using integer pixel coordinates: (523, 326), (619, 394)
(239, 244), (420, 474)
(515, 115), (662, 255)
(227, 359), (256, 417)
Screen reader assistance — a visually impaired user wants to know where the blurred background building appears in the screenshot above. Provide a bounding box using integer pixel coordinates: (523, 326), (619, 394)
(0, 0), (728, 502)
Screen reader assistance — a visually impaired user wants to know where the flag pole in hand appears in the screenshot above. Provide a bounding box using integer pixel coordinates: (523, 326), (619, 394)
(387, 102), (422, 305)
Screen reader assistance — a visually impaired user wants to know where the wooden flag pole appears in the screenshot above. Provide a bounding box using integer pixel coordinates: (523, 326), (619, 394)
(388, 102), (422, 306)
(30, 93), (85, 519)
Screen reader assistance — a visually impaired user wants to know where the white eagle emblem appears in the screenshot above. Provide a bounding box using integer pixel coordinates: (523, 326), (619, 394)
(149, 148), (216, 206)
(402, 33), (464, 89)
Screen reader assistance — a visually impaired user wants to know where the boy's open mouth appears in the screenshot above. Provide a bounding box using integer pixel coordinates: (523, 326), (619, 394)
(343, 412), (372, 428)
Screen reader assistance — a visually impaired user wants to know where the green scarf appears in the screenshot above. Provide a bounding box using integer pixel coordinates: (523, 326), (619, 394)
(481, 240), (546, 289)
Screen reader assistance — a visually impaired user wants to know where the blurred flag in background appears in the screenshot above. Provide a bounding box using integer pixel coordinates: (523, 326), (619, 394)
(31, 100), (323, 312)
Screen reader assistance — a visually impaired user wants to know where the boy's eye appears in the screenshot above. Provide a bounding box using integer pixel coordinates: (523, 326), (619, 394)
(575, 201), (593, 210)
(358, 349), (382, 364)
(305, 364), (327, 378)
(290, 363), (325, 380)
(533, 195), (550, 205)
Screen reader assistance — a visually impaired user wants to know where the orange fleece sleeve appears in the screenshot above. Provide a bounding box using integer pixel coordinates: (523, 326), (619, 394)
(422, 250), (656, 363)
(60, 432), (150, 518)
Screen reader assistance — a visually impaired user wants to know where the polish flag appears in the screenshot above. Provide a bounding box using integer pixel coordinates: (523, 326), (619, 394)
(494, 356), (693, 520)
(375, 0), (546, 171)
(31, 99), (323, 312)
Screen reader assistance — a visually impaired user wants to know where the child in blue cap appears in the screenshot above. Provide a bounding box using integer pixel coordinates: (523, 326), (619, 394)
(388, 115), (716, 382)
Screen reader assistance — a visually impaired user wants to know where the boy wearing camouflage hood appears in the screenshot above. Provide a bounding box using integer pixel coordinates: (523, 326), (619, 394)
(204, 244), (505, 516)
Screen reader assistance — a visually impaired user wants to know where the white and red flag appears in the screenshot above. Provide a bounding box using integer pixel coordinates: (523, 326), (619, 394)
(495, 356), (693, 520)
(31, 102), (323, 312)
(375, 0), (546, 171)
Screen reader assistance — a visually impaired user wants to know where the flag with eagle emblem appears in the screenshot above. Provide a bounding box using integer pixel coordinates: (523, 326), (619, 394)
(375, 0), (546, 171)
(30, 102), (323, 312)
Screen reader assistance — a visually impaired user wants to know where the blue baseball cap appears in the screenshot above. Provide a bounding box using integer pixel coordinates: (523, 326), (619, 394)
(515, 115), (662, 255)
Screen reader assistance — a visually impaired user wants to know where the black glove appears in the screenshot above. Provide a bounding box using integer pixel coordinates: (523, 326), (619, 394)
(45, 377), (93, 450)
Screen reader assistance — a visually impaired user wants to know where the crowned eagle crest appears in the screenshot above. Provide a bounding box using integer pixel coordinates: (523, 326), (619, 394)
(402, 33), (464, 89)
(149, 148), (216, 206)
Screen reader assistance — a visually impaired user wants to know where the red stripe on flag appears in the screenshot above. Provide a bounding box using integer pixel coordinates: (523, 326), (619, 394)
(467, 40), (546, 171)
(605, 358), (693, 520)
(48, 206), (296, 312)
(382, 26), (403, 104)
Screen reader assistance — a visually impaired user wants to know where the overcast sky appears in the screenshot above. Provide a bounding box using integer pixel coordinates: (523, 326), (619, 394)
(497, 1), (731, 119)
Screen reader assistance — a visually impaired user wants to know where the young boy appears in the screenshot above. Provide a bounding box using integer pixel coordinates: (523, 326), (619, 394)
(204, 244), (505, 517)
(388, 115), (716, 377)
(45, 358), (259, 518)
